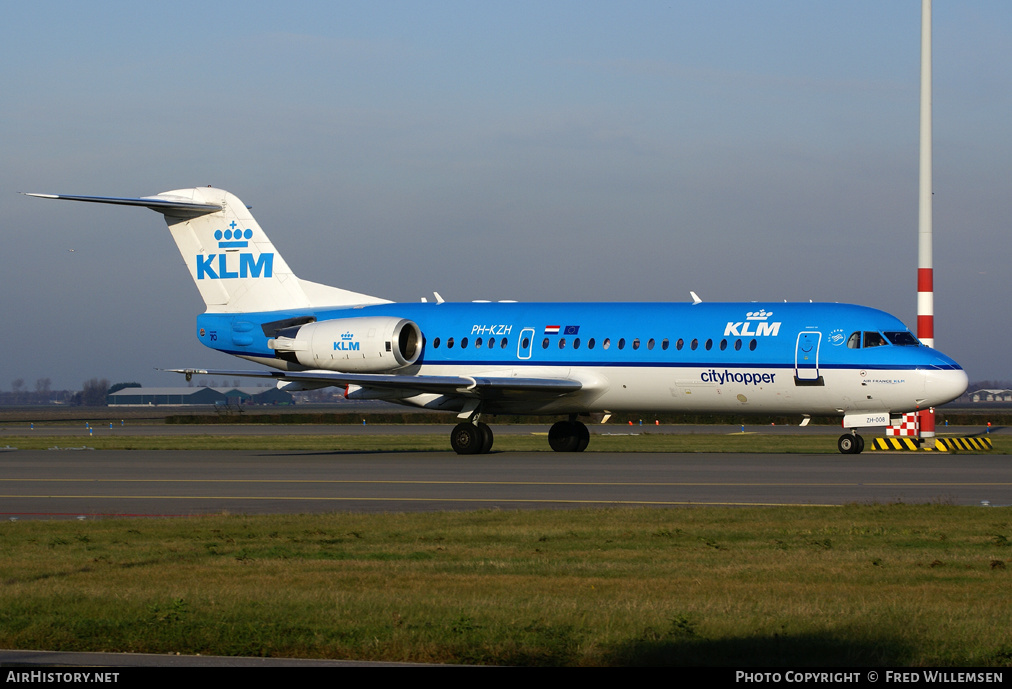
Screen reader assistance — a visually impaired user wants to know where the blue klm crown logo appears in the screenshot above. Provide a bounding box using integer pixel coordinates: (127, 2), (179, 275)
(334, 332), (360, 351)
(214, 221), (253, 248)
(196, 220), (273, 280)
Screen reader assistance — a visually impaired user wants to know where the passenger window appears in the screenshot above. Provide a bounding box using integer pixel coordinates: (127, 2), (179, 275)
(719, 339), (727, 351)
(676, 338), (684, 351)
(501, 338), (508, 349)
(734, 339), (742, 351)
(559, 338), (566, 349)
(632, 338), (640, 350)
(662, 339), (669, 350)
(618, 338), (626, 350)
(749, 339), (757, 351)
(690, 339), (698, 351)
(447, 337), (454, 349)
(461, 337), (468, 349)
(521, 337), (529, 349)
(847, 332), (861, 349)
(574, 338), (581, 349)
(603, 338), (611, 350)
(475, 337), (482, 348)
(433, 337), (440, 349)
(488, 338), (494, 348)
(588, 338), (595, 349)
(705, 339), (713, 351)
(542, 338), (550, 349)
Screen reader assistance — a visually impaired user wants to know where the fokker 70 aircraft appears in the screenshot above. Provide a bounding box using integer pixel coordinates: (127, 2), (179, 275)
(27, 187), (968, 454)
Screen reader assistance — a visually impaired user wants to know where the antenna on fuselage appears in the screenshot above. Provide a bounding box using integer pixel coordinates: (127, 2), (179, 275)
(689, 291), (702, 304)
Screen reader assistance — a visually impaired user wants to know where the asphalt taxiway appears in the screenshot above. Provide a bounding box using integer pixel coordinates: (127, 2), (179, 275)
(1, 447), (1008, 518)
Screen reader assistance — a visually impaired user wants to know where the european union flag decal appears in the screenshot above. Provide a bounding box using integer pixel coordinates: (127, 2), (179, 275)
(564, 325), (580, 335)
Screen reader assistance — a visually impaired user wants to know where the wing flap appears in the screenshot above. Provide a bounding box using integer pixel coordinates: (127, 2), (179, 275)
(166, 368), (582, 399)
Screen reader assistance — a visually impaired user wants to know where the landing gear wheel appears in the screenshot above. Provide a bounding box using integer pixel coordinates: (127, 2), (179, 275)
(574, 421), (590, 452)
(549, 421), (578, 452)
(478, 422), (494, 454)
(838, 433), (863, 455)
(451, 422), (483, 455)
(549, 420), (590, 452)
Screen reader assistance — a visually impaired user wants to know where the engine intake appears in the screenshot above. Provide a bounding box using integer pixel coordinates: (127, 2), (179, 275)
(269, 316), (422, 372)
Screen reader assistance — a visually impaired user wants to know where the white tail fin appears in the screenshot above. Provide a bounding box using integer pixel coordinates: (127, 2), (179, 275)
(25, 187), (387, 313)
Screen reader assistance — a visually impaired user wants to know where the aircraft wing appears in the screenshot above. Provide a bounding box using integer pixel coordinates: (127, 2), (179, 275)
(166, 368), (583, 400)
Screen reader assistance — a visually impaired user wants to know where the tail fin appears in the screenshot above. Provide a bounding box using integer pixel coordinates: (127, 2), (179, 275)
(25, 187), (387, 312)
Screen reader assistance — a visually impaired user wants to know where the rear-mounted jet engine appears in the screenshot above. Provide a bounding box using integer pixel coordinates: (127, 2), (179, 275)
(270, 317), (421, 372)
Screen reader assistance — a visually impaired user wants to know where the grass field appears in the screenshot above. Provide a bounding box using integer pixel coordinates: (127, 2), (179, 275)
(1, 505), (1010, 666)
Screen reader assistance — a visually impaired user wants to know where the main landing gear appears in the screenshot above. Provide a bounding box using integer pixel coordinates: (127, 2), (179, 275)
(837, 432), (865, 454)
(450, 421), (494, 455)
(548, 418), (590, 452)
(448, 416), (591, 454)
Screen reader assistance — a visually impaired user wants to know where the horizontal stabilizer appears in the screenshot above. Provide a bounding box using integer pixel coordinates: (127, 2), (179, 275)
(27, 187), (387, 311)
(22, 192), (222, 217)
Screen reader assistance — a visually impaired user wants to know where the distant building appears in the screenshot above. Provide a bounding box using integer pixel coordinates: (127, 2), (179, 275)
(106, 386), (293, 407)
(968, 389), (1012, 403)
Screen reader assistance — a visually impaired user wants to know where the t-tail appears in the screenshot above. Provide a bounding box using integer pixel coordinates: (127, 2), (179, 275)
(23, 187), (387, 313)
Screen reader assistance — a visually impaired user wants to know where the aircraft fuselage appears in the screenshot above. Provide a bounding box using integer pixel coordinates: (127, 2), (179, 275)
(196, 300), (966, 417)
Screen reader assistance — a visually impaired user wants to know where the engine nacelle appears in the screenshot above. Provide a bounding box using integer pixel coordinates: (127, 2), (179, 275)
(269, 316), (422, 372)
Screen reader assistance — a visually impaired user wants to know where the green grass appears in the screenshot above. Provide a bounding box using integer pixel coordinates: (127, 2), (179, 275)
(1, 506), (1011, 665)
(2, 432), (1007, 453)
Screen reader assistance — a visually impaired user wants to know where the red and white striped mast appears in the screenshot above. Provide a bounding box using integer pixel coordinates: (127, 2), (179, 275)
(918, 0), (935, 438)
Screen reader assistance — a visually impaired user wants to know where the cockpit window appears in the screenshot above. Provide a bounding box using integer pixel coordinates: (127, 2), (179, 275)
(885, 331), (919, 346)
(863, 331), (888, 348)
(847, 332), (861, 349)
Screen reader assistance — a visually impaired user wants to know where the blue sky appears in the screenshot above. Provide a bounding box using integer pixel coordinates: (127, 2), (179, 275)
(3, 1), (1010, 389)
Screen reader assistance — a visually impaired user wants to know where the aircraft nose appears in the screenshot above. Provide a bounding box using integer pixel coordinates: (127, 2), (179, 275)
(923, 366), (968, 407)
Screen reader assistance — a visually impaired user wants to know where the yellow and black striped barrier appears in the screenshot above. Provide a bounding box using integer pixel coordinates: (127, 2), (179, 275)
(933, 436), (993, 451)
(872, 437), (923, 451)
(871, 436), (993, 452)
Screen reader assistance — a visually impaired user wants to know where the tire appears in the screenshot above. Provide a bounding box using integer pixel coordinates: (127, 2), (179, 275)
(451, 422), (482, 455)
(574, 421), (590, 452)
(838, 434), (857, 454)
(549, 421), (580, 452)
(478, 422), (494, 454)
(855, 435), (865, 454)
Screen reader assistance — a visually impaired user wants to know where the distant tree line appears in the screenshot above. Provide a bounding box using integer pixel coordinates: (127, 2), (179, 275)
(0, 378), (69, 405)
(0, 377), (124, 406)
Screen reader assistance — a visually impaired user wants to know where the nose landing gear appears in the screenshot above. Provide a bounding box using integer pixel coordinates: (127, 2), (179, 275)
(838, 433), (865, 454)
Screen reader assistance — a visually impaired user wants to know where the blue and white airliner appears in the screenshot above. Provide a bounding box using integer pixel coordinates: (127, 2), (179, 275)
(26, 187), (968, 454)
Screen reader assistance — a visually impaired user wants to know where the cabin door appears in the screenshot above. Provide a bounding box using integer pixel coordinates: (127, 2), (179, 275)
(795, 331), (822, 381)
